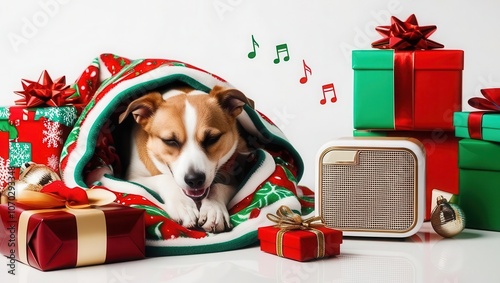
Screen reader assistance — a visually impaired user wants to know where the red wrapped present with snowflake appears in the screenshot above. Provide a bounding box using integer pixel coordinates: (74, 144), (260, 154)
(0, 70), (91, 189)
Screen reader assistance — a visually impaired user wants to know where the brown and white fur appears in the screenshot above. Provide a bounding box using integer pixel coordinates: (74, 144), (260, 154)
(117, 85), (249, 233)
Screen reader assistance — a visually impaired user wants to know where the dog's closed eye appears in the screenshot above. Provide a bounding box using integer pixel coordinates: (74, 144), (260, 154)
(202, 133), (222, 148)
(162, 138), (180, 148)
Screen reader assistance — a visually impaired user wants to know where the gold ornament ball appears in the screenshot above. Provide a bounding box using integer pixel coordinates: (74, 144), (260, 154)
(431, 196), (466, 238)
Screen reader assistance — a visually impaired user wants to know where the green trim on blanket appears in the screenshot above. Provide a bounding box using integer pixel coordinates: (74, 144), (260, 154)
(145, 230), (258, 256)
(103, 174), (165, 204)
(243, 105), (304, 181)
(96, 59), (143, 94)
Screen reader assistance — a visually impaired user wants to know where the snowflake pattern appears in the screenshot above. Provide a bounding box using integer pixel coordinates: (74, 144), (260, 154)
(35, 106), (78, 127)
(0, 107), (9, 119)
(9, 142), (31, 167)
(0, 157), (11, 186)
(42, 120), (63, 148)
(47, 154), (59, 171)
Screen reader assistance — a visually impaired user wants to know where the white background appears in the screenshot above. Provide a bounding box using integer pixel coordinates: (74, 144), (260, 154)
(1, 0), (500, 189)
(3, 2), (500, 282)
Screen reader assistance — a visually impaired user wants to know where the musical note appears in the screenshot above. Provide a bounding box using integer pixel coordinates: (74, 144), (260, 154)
(247, 35), (259, 59)
(273, 43), (290, 64)
(320, 83), (337, 104)
(299, 60), (312, 84)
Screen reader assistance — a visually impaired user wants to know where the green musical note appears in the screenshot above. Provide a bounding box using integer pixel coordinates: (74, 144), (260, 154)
(273, 43), (290, 64)
(247, 35), (259, 59)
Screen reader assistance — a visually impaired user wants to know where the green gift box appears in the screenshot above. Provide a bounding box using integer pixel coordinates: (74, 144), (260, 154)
(352, 49), (463, 131)
(454, 112), (500, 142)
(458, 139), (500, 231)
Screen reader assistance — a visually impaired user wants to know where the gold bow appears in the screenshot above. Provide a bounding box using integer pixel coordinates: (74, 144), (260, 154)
(16, 186), (116, 209)
(266, 206), (326, 259)
(267, 205), (325, 230)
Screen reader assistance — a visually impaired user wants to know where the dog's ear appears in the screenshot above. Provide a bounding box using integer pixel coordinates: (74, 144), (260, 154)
(118, 92), (163, 126)
(210, 86), (253, 118)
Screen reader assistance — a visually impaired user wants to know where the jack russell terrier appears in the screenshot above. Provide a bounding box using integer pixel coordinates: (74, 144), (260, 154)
(117, 85), (251, 233)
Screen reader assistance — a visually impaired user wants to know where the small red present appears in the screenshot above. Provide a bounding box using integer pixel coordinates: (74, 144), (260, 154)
(258, 206), (342, 262)
(0, 183), (145, 271)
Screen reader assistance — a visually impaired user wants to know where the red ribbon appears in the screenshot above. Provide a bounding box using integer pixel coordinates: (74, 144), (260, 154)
(14, 70), (76, 107)
(372, 14), (444, 129)
(40, 181), (90, 206)
(467, 88), (500, 139)
(16, 180), (116, 209)
(372, 14), (444, 50)
(394, 51), (415, 130)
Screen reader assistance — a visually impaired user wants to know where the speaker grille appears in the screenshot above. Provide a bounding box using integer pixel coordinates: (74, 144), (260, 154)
(320, 149), (417, 232)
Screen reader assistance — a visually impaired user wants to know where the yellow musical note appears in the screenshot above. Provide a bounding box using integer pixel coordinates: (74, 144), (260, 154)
(273, 43), (290, 64)
(320, 83), (337, 104)
(247, 35), (259, 59)
(299, 60), (312, 84)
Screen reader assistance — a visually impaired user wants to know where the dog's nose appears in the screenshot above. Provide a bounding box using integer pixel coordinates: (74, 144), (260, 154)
(184, 172), (206, 188)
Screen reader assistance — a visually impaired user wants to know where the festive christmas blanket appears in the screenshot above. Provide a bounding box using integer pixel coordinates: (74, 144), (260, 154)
(60, 54), (314, 256)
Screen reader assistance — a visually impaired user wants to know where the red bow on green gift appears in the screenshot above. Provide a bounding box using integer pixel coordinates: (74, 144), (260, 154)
(14, 70), (77, 107)
(372, 14), (444, 50)
(466, 88), (500, 139)
(468, 88), (500, 111)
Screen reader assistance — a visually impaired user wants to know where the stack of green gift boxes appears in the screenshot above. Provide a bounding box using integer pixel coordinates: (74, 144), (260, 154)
(454, 92), (500, 231)
(351, 14), (500, 231)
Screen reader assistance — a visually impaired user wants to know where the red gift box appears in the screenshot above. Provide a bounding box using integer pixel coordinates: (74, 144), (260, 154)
(0, 106), (79, 188)
(258, 225), (342, 262)
(0, 203), (145, 271)
(409, 50), (463, 130)
(354, 130), (459, 220)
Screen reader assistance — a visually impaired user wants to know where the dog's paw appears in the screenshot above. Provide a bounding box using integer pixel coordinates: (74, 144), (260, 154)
(165, 196), (199, 229)
(198, 199), (232, 233)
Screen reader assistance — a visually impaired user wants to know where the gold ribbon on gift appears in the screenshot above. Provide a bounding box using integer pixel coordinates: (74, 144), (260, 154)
(266, 205), (326, 259)
(16, 187), (116, 267)
(16, 185), (116, 209)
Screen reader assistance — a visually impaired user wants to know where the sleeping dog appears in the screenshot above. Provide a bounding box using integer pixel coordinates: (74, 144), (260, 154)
(117, 85), (251, 233)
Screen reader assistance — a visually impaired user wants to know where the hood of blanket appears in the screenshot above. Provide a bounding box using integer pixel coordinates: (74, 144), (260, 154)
(60, 54), (304, 190)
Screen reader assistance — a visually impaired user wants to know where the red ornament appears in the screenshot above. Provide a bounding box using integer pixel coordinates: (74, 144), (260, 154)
(14, 70), (76, 107)
(372, 14), (444, 50)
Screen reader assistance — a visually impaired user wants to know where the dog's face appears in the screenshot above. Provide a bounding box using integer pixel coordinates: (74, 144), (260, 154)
(119, 86), (248, 200)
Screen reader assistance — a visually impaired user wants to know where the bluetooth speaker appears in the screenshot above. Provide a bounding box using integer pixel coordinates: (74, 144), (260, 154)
(315, 137), (426, 238)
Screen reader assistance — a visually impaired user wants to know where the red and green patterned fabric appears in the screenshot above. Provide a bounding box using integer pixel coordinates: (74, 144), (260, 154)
(60, 54), (314, 256)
